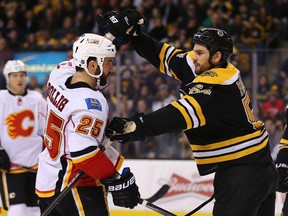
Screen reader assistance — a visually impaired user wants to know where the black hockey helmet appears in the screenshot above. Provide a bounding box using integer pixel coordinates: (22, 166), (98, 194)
(193, 28), (233, 64)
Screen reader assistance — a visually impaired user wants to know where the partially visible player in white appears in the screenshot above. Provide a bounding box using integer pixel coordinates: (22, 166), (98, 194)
(0, 60), (47, 216)
(35, 33), (140, 216)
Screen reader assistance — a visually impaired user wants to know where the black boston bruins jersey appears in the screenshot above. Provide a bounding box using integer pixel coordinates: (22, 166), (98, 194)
(131, 33), (272, 175)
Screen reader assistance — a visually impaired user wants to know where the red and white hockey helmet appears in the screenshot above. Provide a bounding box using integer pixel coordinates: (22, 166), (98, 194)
(72, 33), (116, 79)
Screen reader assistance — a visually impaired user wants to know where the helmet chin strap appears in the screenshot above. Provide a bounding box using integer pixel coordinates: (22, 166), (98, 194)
(99, 71), (111, 90)
(84, 64), (103, 90)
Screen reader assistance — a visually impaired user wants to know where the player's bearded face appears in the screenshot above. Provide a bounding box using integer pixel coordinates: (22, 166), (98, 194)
(99, 57), (115, 87)
(8, 72), (27, 95)
(103, 57), (115, 76)
(192, 44), (212, 75)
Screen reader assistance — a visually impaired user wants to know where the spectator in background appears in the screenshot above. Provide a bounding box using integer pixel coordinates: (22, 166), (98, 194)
(0, 36), (13, 68)
(241, 16), (265, 47)
(23, 10), (38, 34)
(257, 74), (271, 109)
(228, 14), (244, 46)
(7, 29), (22, 50)
(22, 33), (39, 50)
(131, 82), (154, 112)
(265, 118), (284, 157)
(148, 16), (167, 41)
(160, 0), (179, 27)
(281, 78), (288, 107)
(151, 84), (179, 158)
(58, 30), (76, 50)
(27, 76), (42, 94)
(257, 5), (281, 49)
(53, 16), (74, 40)
(36, 29), (58, 50)
(273, 58), (288, 88)
(241, 14), (266, 64)
(38, 7), (59, 32)
(74, 9), (90, 35)
(260, 90), (284, 121)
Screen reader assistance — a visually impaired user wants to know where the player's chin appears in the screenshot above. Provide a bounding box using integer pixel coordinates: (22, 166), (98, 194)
(195, 67), (202, 75)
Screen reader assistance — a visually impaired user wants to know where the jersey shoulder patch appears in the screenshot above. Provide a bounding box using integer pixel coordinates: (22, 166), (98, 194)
(85, 98), (102, 111)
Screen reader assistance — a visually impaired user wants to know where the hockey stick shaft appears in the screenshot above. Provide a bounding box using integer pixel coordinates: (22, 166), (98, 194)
(40, 140), (113, 216)
(184, 195), (214, 216)
(0, 172), (8, 210)
(138, 198), (176, 216)
(41, 171), (84, 216)
(145, 184), (170, 203)
(10, 163), (37, 173)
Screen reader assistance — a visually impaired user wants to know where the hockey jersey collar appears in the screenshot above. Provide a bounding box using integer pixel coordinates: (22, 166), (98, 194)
(8, 89), (28, 96)
(65, 76), (95, 90)
(193, 63), (239, 85)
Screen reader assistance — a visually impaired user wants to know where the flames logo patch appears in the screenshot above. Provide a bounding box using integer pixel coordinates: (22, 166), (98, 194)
(5, 110), (35, 139)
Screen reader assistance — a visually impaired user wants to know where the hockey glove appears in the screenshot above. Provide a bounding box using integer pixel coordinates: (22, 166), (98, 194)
(101, 167), (140, 209)
(276, 163), (288, 192)
(105, 113), (147, 144)
(0, 148), (10, 171)
(95, 9), (145, 46)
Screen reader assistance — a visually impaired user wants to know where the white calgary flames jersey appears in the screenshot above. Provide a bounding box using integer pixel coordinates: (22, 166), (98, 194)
(0, 89), (47, 172)
(36, 60), (123, 198)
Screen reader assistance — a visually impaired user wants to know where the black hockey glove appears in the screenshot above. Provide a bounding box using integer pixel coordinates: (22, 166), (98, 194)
(101, 167), (140, 209)
(0, 148), (10, 171)
(276, 163), (288, 192)
(105, 113), (147, 144)
(95, 9), (145, 46)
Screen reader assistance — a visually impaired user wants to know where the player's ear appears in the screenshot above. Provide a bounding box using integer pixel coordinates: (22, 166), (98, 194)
(211, 51), (222, 65)
(87, 59), (98, 74)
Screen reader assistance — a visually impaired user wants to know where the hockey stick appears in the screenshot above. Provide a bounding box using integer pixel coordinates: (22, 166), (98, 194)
(41, 170), (84, 216)
(145, 184), (170, 203)
(138, 198), (176, 216)
(41, 170), (175, 216)
(0, 172), (8, 210)
(184, 194), (214, 216)
(11, 163), (37, 173)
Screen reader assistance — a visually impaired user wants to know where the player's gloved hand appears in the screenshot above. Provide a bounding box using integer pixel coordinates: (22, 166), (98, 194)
(0, 148), (11, 171)
(101, 167), (140, 209)
(276, 163), (288, 192)
(95, 9), (145, 46)
(105, 113), (147, 144)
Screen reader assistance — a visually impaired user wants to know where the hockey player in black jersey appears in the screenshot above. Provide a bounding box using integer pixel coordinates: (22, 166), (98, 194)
(96, 9), (278, 216)
(275, 108), (288, 216)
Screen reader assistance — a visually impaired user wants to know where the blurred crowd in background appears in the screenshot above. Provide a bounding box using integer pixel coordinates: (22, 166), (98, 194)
(0, 0), (288, 160)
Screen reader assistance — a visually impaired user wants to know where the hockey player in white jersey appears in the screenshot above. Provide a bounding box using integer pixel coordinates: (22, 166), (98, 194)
(0, 60), (47, 216)
(35, 33), (140, 216)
